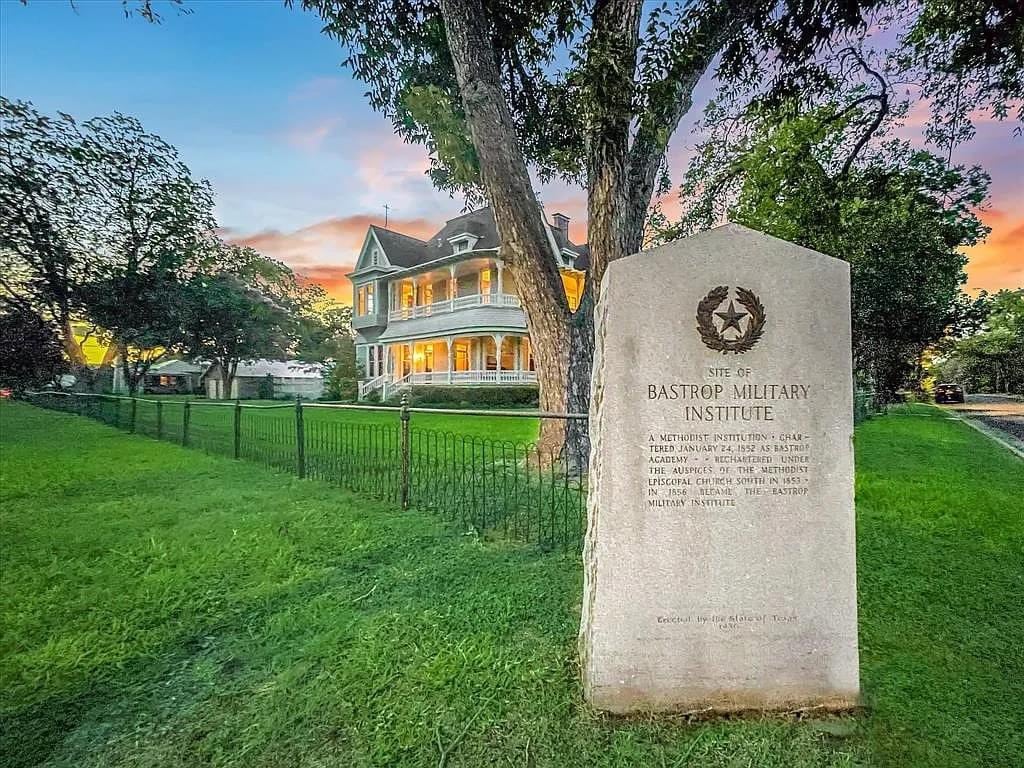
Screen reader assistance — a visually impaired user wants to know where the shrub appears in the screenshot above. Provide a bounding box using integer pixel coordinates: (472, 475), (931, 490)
(387, 386), (539, 408)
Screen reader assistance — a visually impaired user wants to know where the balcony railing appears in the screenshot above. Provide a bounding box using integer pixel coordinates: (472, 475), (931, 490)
(387, 293), (520, 322)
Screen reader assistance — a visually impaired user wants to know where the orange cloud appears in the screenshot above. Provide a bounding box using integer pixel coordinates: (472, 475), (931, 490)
(228, 214), (437, 304)
(964, 208), (1024, 293)
(296, 265), (358, 304)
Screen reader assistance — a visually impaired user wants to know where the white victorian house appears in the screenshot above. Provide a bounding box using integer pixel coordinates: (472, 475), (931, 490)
(351, 207), (588, 400)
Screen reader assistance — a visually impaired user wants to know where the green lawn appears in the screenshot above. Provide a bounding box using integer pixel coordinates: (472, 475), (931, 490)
(1, 401), (1022, 767)
(149, 394), (543, 445)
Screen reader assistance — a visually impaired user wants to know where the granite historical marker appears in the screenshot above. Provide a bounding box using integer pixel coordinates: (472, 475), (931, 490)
(580, 223), (860, 714)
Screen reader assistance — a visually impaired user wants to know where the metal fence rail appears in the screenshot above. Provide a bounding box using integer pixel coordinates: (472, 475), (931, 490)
(22, 388), (879, 551)
(23, 391), (589, 551)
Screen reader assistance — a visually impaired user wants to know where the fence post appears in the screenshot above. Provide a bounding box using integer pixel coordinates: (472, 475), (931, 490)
(400, 392), (410, 510)
(130, 397), (137, 433)
(233, 399), (242, 459)
(183, 400), (191, 447)
(295, 396), (306, 479)
(156, 400), (163, 440)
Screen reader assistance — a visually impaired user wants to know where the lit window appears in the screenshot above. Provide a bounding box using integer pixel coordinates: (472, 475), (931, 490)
(401, 282), (415, 308)
(357, 287), (366, 315)
(366, 283), (375, 314)
(480, 268), (491, 295)
(561, 271), (583, 311)
(501, 339), (514, 371)
(454, 342), (470, 371)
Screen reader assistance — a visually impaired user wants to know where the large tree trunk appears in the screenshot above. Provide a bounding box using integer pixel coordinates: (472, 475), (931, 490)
(61, 319), (88, 368)
(440, 0), (729, 462)
(568, 1), (733, 462)
(439, 0), (573, 457)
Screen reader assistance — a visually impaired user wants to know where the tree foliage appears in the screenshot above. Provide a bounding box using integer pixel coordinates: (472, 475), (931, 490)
(0, 307), (67, 390)
(0, 98), (215, 391)
(666, 100), (990, 400)
(178, 246), (300, 399)
(931, 290), (1024, 395)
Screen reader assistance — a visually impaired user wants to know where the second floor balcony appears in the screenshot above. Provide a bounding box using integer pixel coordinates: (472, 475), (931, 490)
(388, 291), (520, 322)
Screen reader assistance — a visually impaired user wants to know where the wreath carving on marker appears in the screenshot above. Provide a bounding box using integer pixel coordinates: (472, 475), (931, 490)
(696, 286), (766, 354)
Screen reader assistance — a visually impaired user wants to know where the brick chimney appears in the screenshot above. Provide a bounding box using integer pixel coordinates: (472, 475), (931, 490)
(552, 212), (570, 239)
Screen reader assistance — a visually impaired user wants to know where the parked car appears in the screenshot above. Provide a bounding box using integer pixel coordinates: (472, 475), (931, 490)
(935, 383), (966, 404)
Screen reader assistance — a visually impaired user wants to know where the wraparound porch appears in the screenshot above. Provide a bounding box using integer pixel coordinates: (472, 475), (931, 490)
(358, 334), (536, 399)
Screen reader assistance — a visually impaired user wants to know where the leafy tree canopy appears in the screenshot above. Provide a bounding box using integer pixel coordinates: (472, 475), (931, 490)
(660, 96), (990, 399)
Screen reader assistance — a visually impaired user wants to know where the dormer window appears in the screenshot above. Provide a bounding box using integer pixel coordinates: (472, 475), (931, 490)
(447, 232), (479, 254)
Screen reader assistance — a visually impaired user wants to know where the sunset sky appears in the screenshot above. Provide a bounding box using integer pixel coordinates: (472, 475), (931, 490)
(2, 1), (1021, 303)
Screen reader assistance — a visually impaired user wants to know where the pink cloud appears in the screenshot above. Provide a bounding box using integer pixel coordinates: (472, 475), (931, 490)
(285, 117), (341, 151)
(228, 214), (437, 303)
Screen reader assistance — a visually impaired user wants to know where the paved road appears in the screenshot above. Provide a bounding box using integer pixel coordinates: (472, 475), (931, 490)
(945, 394), (1024, 448)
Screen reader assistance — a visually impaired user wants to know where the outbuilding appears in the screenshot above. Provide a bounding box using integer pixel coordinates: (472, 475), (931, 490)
(142, 359), (207, 394)
(202, 360), (324, 400)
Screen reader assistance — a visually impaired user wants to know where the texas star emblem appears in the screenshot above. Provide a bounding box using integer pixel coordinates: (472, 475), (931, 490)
(696, 286), (766, 354)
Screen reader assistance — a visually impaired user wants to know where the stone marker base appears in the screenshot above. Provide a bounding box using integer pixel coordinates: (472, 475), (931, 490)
(583, 682), (860, 717)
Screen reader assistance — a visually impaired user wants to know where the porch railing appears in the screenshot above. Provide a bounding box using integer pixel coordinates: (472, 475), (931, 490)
(358, 374), (388, 398)
(388, 292), (520, 322)
(369, 369), (538, 399)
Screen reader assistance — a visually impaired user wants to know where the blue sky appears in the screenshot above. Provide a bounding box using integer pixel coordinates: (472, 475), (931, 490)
(3, 0), (1021, 299)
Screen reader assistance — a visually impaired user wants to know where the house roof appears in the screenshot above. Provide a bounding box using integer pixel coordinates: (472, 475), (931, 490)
(368, 226), (430, 268)
(369, 207), (588, 272)
(147, 359), (207, 376)
(233, 360), (324, 379)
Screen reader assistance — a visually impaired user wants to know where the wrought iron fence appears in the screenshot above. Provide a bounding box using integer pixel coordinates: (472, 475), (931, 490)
(22, 391), (589, 551)
(22, 388), (878, 550)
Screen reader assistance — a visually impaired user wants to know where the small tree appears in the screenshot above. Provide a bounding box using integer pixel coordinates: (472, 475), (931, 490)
(323, 333), (360, 401)
(179, 246), (298, 400)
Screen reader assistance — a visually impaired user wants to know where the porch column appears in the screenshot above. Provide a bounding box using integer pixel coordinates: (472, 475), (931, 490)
(496, 259), (504, 297)
(492, 334), (504, 376)
(407, 342), (414, 377)
(449, 265), (456, 309)
(445, 337), (453, 384)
